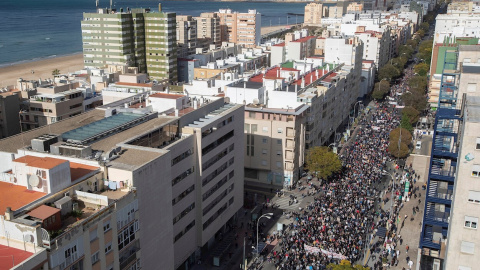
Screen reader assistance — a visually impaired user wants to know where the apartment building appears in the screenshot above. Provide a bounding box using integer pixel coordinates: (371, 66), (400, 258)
(216, 9), (261, 48)
(20, 80), (102, 129)
(347, 2), (364, 13)
(304, 3), (323, 25)
(0, 91), (243, 270)
(270, 29), (316, 66)
(0, 90), (21, 139)
(419, 45), (480, 270)
(194, 13), (221, 48)
(176, 15), (198, 58)
(355, 28), (391, 69)
(433, 13), (480, 44)
(82, 6), (178, 82)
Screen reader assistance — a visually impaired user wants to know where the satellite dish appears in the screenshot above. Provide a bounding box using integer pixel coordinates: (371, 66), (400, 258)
(28, 175), (40, 188)
(253, 98), (260, 105)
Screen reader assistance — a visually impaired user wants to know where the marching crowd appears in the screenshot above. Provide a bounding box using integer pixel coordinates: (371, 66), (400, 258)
(268, 100), (401, 270)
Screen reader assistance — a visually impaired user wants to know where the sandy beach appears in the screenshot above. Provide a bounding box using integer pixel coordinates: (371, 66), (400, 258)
(0, 54), (85, 88)
(0, 25), (295, 88)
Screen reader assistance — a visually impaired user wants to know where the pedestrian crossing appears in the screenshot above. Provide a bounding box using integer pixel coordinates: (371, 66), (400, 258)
(273, 196), (303, 210)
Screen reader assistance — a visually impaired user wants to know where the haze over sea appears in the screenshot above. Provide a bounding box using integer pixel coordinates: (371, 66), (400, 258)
(0, 0), (306, 66)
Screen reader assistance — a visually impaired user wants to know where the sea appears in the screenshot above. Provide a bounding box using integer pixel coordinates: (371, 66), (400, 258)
(0, 0), (307, 66)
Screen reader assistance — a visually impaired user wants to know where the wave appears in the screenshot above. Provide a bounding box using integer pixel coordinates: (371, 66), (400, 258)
(0, 52), (81, 68)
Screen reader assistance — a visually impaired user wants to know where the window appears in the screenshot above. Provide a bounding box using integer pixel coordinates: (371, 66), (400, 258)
(262, 149), (267, 154)
(91, 251), (99, 264)
(277, 128), (283, 134)
(276, 150), (282, 156)
(249, 112), (255, 118)
(105, 242), (112, 254)
(250, 146), (254, 156)
(251, 124), (257, 133)
(277, 139), (282, 145)
(458, 266), (472, 270)
(90, 229), (98, 242)
(465, 216), (478, 229)
(276, 161), (282, 168)
(468, 191), (480, 203)
(262, 126), (268, 133)
(461, 241), (475, 254)
(118, 223), (136, 250)
(261, 160), (267, 166)
(103, 220), (111, 232)
(476, 138), (480, 150)
(472, 165), (480, 177)
(262, 138), (267, 144)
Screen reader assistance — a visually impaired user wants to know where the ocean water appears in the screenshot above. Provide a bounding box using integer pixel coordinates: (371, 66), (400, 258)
(0, 0), (307, 66)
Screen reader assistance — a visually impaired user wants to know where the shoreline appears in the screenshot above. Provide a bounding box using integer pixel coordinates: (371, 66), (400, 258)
(0, 24), (295, 87)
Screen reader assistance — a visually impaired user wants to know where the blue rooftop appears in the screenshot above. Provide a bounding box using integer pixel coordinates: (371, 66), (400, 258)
(62, 112), (146, 144)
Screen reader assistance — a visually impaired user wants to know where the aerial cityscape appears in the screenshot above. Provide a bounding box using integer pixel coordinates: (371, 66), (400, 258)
(0, 0), (477, 269)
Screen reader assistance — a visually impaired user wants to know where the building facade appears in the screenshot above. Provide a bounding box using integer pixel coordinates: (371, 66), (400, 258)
(82, 6), (178, 82)
(216, 9), (261, 48)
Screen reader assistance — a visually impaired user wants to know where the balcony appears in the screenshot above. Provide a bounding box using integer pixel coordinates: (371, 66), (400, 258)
(424, 204), (450, 227)
(427, 181), (453, 205)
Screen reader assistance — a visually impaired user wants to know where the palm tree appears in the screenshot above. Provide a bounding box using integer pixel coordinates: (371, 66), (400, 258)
(52, 68), (60, 76)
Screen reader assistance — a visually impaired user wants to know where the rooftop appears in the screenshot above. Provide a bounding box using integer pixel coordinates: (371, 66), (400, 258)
(13, 155), (68, 169)
(291, 36), (316, 43)
(149, 93), (185, 99)
(28, 205), (60, 220)
(62, 112), (148, 144)
(0, 109), (105, 154)
(0, 244), (33, 270)
(0, 182), (46, 215)
(109, 148), (165, 169)
(70, 162), (100, 181)
(91, 116), (176, 152)
(115, 82), (153, 88)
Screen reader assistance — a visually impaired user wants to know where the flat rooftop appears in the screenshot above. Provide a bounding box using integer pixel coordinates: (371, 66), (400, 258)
(0, 109), (105, 154)
(187, 103), (237, 128)
(13, 155), (68, 169)
(0, 181), (46, 215)
(62, 112), (148, 143)
(90, 116), (176, 152)
(0, 244), (33, 270)
(109, 148), (165, 169)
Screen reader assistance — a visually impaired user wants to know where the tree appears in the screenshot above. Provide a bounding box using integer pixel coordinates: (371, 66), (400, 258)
(416, 29), (426, 38)
(389, 127), (413, 144)
(414, 63), (429, 77)
(406, 39), (418, 48)
(388, 142), (410, 158)
(401, 92), (427, 111)
(402, 106), (420, 124)
(418, 39), (433, 64)
(305, 146), (342, 179)
(391, 57), (407, 69)
(327, 260), (370, 270)
(420, 22), (430, 32)
(52, 68), (60, 76)
(408, 76), (428, 91)
(378, 64), (401, 81)
(371, 80), (390, 100)
(400, 115), (414, 133)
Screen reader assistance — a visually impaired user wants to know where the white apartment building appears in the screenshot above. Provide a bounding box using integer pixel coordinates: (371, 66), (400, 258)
(434, 13), (480, 44)
(0, 93), (244, 270)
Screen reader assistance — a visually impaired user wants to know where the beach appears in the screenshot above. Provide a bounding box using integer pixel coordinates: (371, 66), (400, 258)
(0, 54), (85, 88)
(0, 25), (293, 88)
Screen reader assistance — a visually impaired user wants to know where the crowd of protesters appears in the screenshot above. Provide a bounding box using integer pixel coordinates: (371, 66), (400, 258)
(263, 100), (402, 270)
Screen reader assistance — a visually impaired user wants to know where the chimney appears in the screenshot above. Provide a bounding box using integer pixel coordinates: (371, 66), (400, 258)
(5, 207), (13, 221)
(316, 69), (319, 77)
(193, 100), (198, 109)
(175, 109), (179, 117)
(295, 84), (298, 93)
(221, 72), (224, 80)
(124, 103), (129, 108)
(301, 77), (305, 88)
(158, 3), (162, 12)
(277, 69), (280, 77)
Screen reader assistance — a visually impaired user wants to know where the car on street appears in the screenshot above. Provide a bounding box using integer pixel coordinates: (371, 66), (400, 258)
(416, 141), (422, 150)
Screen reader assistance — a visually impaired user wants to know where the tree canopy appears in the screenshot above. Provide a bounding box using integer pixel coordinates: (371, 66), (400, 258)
(378, 64), (401, 82)
(388, 141), (410, 158)
(402, 106), (420, 124)
(414, 63), (429, 77)
(400, 115), (414, 133)
(52, 68), (60, 76)
(389, 127), (413, 143)
(371, 80), (390, 100)
(401, 92), (427, 111)
(305, 146), (342, 179)
(408, 76), (428, 91)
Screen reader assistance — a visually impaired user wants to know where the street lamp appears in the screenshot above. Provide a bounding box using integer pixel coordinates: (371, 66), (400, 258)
(256, 213), (273, 257)
(382, 170), (397, 220)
